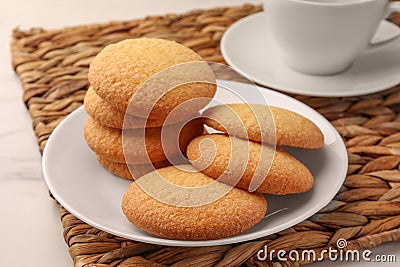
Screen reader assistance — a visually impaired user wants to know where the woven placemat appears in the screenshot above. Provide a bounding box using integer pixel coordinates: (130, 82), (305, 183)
(11, 4), (400, 267)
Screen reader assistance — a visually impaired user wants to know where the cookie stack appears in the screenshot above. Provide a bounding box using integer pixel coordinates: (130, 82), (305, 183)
(83, 37), (325, 241)
(83, 38), (216, 179)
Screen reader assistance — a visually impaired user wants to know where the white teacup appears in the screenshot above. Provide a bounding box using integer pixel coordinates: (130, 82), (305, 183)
(265, 0), (400, 75)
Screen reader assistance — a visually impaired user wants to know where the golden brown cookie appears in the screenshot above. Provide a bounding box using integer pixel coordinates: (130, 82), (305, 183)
(84, 87), (185, 129)
(122, 165), (267, 240)
(84, 116), (203, 164)
(187, 134), (314, 195)
(202, 104), (324, 149)
(96, 154), (171, 180)
(88, 38), (216, 120)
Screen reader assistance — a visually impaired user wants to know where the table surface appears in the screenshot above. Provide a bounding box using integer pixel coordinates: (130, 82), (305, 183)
(0, 1), (398, 266)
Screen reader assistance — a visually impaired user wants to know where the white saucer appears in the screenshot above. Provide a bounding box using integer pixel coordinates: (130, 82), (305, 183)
(221, 12), (400, 97)
(42, 80), (347, 247)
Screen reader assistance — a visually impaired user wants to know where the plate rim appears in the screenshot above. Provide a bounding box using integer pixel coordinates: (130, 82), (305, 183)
(42, 79), (348, 247)
(220, 12), (400, 97)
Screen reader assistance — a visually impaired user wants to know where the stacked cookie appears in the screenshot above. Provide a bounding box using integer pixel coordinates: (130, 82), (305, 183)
(187, 103), (324, 195)
(122, 165), (267, 240)
(83, 38), (216, 179)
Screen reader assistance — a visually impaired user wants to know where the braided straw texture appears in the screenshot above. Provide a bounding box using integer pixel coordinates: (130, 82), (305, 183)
(11, 4), (400, 267)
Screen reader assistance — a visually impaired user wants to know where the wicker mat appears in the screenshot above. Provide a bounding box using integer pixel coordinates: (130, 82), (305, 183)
(11, 4), (400, 267)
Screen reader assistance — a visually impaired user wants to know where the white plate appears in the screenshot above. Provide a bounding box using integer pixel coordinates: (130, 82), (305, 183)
(42, 80), (347, 247)
(221, 12), (400, 97)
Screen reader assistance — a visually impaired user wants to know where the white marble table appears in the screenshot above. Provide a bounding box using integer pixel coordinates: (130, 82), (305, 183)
(0, 1), (398, 266)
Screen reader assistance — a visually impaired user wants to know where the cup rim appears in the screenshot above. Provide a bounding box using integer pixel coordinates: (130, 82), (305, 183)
(288, 0), (376, 7)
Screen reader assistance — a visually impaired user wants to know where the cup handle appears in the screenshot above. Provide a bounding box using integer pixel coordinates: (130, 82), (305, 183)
(369, 1), (400, 49)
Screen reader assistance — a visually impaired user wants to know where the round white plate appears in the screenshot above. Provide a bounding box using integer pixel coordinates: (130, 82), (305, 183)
(42, 80), (347, 247)
(221, 12), (400, 97)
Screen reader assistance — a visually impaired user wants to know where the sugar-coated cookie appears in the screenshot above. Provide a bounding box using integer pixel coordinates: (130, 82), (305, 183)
(187, 134), (314, 195)
(84, 87), (184, 129)
(121, 165), (267, 240)
(202, 104), (324, 149)
(96, 155), (171, 180)
(88, 38), (216, 120)
(84, 116), (203, 164)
